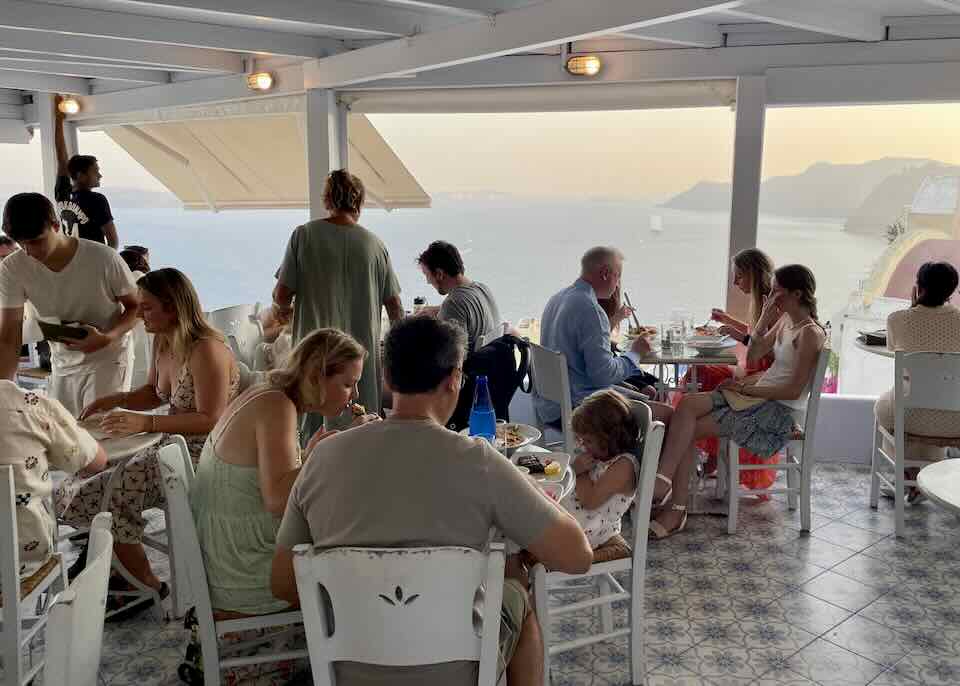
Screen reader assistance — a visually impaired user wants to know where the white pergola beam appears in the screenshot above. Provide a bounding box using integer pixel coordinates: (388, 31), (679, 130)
(0, 60), (170, 83)
(304, 0), (745, 88)
(0, 70), (88, 94)
(376, 0), (532, 18)
(617, 19), (723, 47)
(0, 28), (242, 72)
(0, 0), (341, 57)
(100, 0), (467, 37)
(70, 62), (307, 121)
(0, 49), (175, 70)
(724, 0), (886, 42)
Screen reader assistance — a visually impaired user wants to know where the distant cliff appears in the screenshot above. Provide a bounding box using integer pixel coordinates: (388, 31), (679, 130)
(661, 158), (945, 222)
(844, 162), (959, 235)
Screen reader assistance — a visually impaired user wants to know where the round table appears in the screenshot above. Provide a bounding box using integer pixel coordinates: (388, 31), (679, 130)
(917, 459), (960, 514)
(854, 338), (894, 358)
(102, 432), (164, 462)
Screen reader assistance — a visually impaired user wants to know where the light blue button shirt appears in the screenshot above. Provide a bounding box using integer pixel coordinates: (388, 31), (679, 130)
(533, 279), (637, 424)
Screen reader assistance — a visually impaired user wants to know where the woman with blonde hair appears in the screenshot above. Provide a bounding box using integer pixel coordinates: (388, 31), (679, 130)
(56, 268), (241, 617)
(191, 328), (378, 618)
(675, 248), (780, 487)
(273, 169), (404, 438)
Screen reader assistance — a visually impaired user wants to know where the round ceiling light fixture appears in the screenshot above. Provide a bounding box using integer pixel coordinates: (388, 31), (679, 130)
(57, 98), (80, 115)
(246, 72), (275, 91)
(565, 54), (602, 77)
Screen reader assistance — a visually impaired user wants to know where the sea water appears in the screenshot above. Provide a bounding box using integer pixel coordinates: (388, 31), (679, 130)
(119, 196), (887, 325)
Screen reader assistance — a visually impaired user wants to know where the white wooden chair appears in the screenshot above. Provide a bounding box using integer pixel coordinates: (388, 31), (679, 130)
(1, 465), (68, 686)
(293, 542), (507, 686)
(870, 351), (960, 538)
(157, 443), (307, 686)
(530, 401), (666, 686)
(529, 342), (577, 455)
(208, 304), (263, 368)
(717, 346), (831, 535)
(43, 512), (113, 686)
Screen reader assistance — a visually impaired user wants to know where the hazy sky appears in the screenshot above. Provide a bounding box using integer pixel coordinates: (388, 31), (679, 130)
(2, 102), (959, 201)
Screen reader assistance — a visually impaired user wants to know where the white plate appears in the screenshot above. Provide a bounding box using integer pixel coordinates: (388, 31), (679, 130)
(511, 451), (571, 482)
(459, 423), (541, 451)
(688, 339), (738, 355)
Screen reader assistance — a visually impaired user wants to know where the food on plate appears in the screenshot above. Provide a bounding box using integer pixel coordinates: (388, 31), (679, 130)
(497, 423), (526, 448)
(627, 324), (659, 338)
(694, 325), (721, 336)
(350, 402), (366, 417)
(517, 453), (546, 474)
(544, 461), (563, 477)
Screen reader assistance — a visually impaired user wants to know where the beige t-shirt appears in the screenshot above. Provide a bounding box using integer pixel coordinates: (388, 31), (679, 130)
(0, 380), (98, 578)
(277, 417), (562, 686)
(0, 239), (136, 375)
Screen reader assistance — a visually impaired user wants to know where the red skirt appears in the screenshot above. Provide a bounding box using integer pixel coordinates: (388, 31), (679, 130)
(673, 356), (778, 491)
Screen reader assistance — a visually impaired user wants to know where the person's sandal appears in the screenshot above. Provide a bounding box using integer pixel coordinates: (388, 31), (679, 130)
(648, 504), (688, 540)
(653, 474), (673, 508)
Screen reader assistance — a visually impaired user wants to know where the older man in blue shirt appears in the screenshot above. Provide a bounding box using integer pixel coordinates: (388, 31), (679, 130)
(534, 247), (670, 425)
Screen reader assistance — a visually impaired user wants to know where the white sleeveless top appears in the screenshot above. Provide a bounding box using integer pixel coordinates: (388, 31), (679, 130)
(560, 452), (640, 548)
(754, 320), (820, 410)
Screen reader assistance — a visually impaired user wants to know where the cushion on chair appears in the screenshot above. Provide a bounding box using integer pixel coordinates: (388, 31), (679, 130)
(592, 534), (631, 563)
(0, 554), (60, 607)
(904, 433), (960, 448)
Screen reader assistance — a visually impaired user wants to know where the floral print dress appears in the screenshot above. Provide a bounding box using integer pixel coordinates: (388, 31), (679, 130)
(560, 452), (640, 549)
(55, 358), (239, 544)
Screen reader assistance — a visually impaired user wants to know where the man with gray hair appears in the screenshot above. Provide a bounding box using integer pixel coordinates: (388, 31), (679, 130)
(534, 246), (665, 425)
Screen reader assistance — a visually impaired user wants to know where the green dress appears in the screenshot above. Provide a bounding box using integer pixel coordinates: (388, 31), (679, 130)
(277, 218), (401, 435)
(190, 390), (290, 615)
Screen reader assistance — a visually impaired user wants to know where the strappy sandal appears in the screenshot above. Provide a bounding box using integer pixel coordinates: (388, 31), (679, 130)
(648, 504), (688, 540)
(653, 474), (673, 509)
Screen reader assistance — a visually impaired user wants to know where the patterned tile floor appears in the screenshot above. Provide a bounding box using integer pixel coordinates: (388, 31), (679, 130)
(9, 462), (960, 686)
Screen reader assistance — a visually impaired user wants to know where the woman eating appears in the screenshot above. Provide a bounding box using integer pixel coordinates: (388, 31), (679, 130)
(680, 248), (780, 488)
(651, 264), (826, 538)
(56, 268), (240, 618)
(183, 328), (378, 684)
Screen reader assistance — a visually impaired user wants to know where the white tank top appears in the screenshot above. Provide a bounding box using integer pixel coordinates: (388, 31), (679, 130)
(754, 320), (820, 410)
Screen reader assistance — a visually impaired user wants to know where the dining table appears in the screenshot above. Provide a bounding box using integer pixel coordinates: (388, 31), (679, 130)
(628, 345), (739, 401)
(917, 459), (960, 515)
(854, 338), (894, 359)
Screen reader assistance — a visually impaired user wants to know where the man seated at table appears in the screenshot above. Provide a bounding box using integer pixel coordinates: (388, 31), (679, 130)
(535, 246), (670, 426)
(271, 316), (592, 686)
(417, 240), (503, 353)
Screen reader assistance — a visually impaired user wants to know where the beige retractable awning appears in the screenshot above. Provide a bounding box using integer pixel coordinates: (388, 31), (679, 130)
(105, 112), (429, 211)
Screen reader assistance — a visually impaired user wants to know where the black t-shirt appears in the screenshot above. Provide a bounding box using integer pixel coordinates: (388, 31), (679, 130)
(54, 175), (113, 245)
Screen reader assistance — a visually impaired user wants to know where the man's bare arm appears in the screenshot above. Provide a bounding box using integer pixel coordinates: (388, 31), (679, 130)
(54, 96), (69, 176)
(0, 307), (24, 381)
(102, 221), (119, 250)
(384, 295), (404, 323)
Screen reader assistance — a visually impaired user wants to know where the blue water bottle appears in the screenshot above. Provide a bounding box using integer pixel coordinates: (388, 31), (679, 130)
(468, 375), (497, 444)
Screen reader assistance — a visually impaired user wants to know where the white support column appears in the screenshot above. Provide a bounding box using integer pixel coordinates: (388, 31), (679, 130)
(34, 92), (58, 200)
(336, 98), (349, 171)
(63, 120), (79, 159)
(305, 89), (344, 220)
(725, 75), (767, 315)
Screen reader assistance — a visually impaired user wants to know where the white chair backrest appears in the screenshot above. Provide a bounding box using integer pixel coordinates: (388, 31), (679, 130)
(797, 346), (832, 434)
(626, 401), (667, 555)
(293, 542), (506, 685)
(529, 342), (575, 453)
(157, 444), (216, 637)
(208, 304), (262, 367)
(0, 465), (21, 613)
(895, 351), (960, 413)
(44, 512), (113, 686)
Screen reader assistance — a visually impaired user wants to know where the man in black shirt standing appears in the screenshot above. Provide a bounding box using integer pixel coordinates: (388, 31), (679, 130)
(53, 96), (119, 249)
